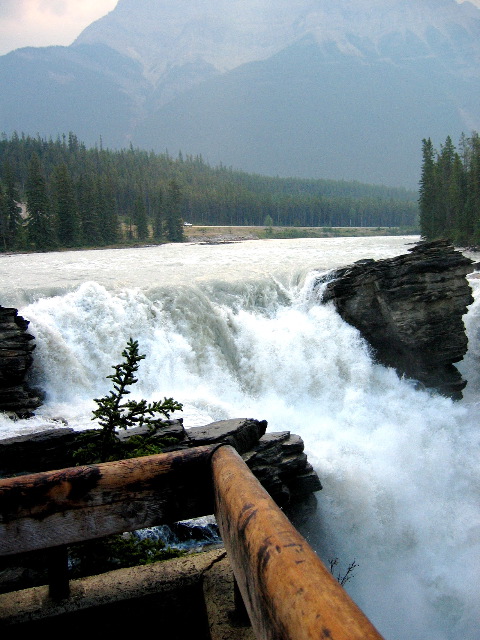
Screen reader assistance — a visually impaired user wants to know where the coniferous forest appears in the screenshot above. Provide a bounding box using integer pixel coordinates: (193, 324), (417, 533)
(0, 132), (419, 252)
(419, 131), (480, 246)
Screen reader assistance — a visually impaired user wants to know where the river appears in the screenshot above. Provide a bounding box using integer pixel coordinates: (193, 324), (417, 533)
(0, 235), (479, 639)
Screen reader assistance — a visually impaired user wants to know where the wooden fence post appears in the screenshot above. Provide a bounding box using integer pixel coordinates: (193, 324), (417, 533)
(47, 545), (70, 600)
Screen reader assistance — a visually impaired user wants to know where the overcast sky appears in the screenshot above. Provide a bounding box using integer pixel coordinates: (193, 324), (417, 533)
(0, 0), (479, 57)
(0, 0), (118, 56)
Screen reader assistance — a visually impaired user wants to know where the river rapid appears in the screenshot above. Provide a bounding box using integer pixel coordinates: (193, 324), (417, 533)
(0, 235), (479, 639)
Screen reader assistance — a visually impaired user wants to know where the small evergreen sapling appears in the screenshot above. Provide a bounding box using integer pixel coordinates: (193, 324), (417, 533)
(68, 338), (184, 573)
(77, 338), (183, 463)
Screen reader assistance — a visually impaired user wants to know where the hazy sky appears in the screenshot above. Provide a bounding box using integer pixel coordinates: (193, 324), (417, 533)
(0, 0), (479, 57)
(0, 0), (118, 56)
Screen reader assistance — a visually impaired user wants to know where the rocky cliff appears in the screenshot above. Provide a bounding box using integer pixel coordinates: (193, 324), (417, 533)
(0, 307), (43, 417)
(318, 240), (475, 399)
(76, 0), (480, 87)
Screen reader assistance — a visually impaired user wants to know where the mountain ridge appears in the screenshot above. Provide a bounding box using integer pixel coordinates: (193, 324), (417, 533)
(1, 0), (479, 187)
(74, 0), (480, 85)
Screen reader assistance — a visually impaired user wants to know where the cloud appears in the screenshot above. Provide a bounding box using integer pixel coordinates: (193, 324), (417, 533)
(39, 1), (69, 18)
(0, 0), (27, 19)
(0, 0), (118, 55)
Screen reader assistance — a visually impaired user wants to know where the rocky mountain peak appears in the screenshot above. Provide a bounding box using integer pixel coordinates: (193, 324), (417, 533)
(74, 0), (480, 85)
(2, 0), (479, 186)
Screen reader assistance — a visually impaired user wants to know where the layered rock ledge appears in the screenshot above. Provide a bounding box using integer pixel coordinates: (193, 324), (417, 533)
(0, 418), (322, 510)
(318, 239), (475, 399)
(0, 307), (43, 417)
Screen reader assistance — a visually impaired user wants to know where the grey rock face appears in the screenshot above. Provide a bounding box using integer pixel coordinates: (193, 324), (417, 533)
(76, 0), (480, 86)
(318, 240), (475, 399)
(0, 307), (43, 417)
(186, 418), (268, 453)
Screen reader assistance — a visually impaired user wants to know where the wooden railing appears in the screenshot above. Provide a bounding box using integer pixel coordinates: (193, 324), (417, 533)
(212, 445), (384, 640)
(0, 445), (220, 599)
(0, 443), (385, 639)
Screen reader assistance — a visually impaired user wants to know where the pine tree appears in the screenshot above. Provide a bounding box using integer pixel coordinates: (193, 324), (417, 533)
(436, 135), (457, 236)
(419, 131), (480, 245)
(97, 175), (121, 245)
(0, 184), (7, 251)
(165, 179), (184, 242)
(153, 188), (165, 240)
(419, 138), (438, 239)
(77, 173), (102, 246)
(2, 161), (23, 249)
(449, 153), (467, 244)
(26, 153), (56, 250)
(53, 163), (81, 247)
(90, 338), (183, 462)
(134, 195), (149, 240)
(468, 132), (480, 245)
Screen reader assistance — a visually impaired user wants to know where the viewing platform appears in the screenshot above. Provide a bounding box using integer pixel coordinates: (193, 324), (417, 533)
(0, 444), (384, 638)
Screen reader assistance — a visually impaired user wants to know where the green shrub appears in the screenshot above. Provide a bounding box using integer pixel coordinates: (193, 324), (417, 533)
(74, 338), (183, 464)
(67, 533), (185, 579)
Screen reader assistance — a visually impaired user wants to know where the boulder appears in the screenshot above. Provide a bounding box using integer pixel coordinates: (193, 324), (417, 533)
(318, 239), (475, 399)
(242, 431), (321, 507)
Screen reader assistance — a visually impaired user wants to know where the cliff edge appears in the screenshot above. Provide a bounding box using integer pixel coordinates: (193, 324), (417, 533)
(318, 239), (475, 399)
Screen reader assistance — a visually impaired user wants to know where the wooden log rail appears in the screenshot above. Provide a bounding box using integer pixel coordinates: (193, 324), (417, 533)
(0, 443), (385, 639)
(0, 445), (219, 556)
(211, 445), (385, 640)
(0, 445), (220, 599)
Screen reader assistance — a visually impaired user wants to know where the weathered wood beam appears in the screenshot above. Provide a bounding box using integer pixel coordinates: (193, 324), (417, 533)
(0, 445), (220, 556)
(212, 445), (385, 640)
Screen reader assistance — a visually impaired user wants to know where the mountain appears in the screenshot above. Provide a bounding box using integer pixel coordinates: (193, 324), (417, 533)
(1, 0), (479, 187)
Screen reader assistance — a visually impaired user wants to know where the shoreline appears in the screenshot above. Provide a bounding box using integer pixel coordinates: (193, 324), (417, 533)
(0, 226), (419, 256)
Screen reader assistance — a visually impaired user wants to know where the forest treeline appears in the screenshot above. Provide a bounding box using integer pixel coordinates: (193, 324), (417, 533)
(0, 132), (419, 252)
(419, 131), (480, 246)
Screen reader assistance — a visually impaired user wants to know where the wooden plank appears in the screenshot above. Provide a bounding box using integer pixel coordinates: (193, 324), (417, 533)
(0, 445), (219, 556)
(211, 445), (385, 640)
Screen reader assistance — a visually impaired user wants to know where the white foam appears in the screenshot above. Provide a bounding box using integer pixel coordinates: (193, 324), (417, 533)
(2, 237), (479, 639)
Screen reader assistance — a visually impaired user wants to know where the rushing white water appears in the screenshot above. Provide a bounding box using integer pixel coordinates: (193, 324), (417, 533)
(1, 236), (479, 640)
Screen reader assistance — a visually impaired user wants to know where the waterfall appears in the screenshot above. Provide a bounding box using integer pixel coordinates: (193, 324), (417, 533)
(0, 238), (478, 639)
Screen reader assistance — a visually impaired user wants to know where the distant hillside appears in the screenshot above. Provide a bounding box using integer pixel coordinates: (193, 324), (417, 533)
(0, 132), (418, 252)
(133, 36), (473, 189)
(1, 0), (478, 188)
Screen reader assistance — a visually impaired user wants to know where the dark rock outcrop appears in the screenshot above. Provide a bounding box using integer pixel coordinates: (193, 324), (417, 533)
(318, 240), (474, 399)
(0, 418), (322, 509)
(0, 306), (43, 417)
(187, 418), (268, 455)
